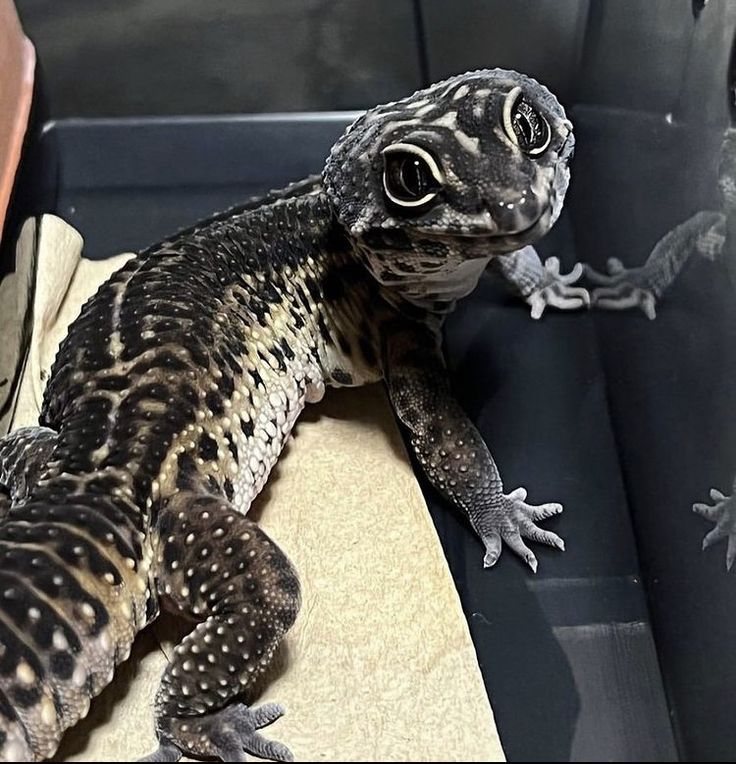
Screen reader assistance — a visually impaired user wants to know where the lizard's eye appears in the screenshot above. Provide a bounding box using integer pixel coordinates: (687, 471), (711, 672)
(503, 87), (551, 156)
(381, 143), (443, 208)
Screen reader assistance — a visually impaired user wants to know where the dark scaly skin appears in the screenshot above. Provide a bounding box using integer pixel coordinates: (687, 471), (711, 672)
(0, 69), (580, 761)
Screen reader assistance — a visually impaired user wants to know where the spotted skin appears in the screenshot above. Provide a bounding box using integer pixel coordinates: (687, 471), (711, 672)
(0, 69), (579, 761)
(384, 323), (565, 572)
(148, 493), (299, 761)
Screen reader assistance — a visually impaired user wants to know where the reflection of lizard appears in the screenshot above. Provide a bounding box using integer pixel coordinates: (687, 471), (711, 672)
(0, 70), (582, 761)
(585, 128), (735, 568)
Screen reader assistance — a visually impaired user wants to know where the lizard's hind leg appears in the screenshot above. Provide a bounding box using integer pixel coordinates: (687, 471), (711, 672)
(142, 491), (300, 762)
(0, 426), (58, 510)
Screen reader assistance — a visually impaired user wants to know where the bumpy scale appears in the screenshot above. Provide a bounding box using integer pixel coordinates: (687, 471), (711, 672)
(0, 69), (583, 761)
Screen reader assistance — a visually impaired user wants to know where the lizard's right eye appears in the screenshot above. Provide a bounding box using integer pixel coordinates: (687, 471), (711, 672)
(381, 143), (443, 209)
(503, 86), (551, 156)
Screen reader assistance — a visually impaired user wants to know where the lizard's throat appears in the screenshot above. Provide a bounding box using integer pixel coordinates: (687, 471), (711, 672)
(356, 242), (492, 311)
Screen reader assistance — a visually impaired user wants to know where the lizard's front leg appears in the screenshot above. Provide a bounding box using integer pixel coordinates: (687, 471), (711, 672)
(585, 210), (726, 319)
(489, 245), (590, 319)
(384, 324), (564, 571)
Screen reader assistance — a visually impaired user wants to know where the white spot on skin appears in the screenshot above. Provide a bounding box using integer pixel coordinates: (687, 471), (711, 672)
(4, 739), (29, 761)
(16, 661), (35, 685)
(40, 696), (56, 726)
(99, 632), (112, 652)
(53, 630), (68, 651)
(72, 664), (87, 688)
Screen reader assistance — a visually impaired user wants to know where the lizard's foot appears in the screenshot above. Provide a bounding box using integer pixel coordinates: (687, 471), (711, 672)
(527, 257), (591, 319)
(479, 487), (564, 572)
(693, 488), (736, 571)
(584, 258), (658, 319)
(141, 703), (293, 763)
(144, 497), (299, 762)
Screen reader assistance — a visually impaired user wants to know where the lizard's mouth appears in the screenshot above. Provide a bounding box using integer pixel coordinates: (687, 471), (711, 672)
(485, 212), (552, 253)
(413, 210), (550, 253)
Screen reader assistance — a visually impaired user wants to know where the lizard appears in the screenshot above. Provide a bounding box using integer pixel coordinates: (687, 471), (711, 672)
(584, 126), (735, 568)
(0, 69), (584, 762)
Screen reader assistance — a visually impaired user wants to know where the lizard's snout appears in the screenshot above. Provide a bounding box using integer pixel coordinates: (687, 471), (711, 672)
(484, 184), (549, 239)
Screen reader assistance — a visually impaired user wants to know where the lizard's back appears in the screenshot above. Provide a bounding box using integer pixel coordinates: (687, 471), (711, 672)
(0, 188), (382, 759)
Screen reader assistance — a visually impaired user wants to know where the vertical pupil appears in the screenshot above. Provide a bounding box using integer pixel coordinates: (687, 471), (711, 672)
(400, 157), (424, 196)
(514, 113), (534, 145)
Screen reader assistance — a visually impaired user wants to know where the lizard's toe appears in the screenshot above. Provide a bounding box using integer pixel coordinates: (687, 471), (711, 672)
(146, 702), (293, 763)
(477, 488), (565, 571)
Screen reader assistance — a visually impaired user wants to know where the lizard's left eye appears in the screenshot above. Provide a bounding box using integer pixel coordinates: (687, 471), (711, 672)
(381, 143), (443, 209)
(503, 87), (551, 156)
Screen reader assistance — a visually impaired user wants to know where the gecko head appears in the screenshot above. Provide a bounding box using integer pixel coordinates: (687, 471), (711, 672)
(323, 69), (574, 288)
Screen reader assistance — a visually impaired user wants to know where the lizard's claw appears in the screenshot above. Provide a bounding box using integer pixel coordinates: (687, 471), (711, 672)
(527, 257), (591, 320)
(480, 486), (565, 572)
(584, 259), (658, 320)
(693, 487), (736, 571)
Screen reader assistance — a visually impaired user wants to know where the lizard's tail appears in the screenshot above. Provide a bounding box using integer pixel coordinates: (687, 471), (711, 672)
(0, 482), (150, 761)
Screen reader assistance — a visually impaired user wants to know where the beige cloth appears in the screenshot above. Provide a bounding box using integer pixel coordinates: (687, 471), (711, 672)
(0, 215), (503, 762)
